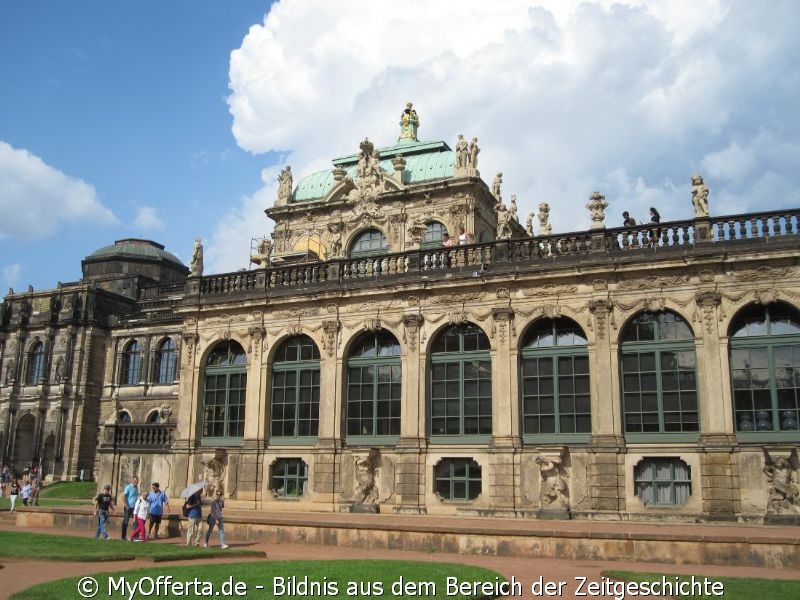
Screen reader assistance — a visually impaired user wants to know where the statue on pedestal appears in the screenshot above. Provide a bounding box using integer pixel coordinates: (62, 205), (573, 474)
(691, 174), (710, 218)
(189, 239), (203, 277)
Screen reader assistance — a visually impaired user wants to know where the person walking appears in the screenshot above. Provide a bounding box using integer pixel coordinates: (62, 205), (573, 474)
(20, 480), (31, 506)
(120, 475), (139, 540)
(147, 482), (169, 539)
(93, 484), (114, 539)
(129, 491), (150, 542)
(204, 490), (229, 549)
(184, 490), (203, 547)
(9, 478), (20, 512)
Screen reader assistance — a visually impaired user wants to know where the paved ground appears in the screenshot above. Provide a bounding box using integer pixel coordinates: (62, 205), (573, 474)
(2, 521), (800, 600)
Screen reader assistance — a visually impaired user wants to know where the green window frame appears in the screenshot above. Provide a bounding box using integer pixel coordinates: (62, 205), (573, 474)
(271, 458), (308, 498)
(121, 340), (143, 385)
(730, 303), (800, 435)
(429, 324), (492, 437)
(520, 318), (591, 439)
(435, 457), (482, 501)
(620, 311), (699, 436)
(271, 336), (320, 440)
(202, 341), (247, 442)
(421, 221), (446, 248)
(27, 341), (45, 385)
(634, 457), (691, 507)
(349, 229), (388, 257)
(154, 338), (177, 384)
(347, 331), (401, 439)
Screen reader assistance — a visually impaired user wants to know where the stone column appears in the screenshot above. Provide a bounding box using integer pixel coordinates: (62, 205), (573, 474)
(171, 330), (199, 493)
(314, 320), (342, 504)
(694, 291), (740, 519)
(395, 314), (427, 513)
(587, 299), (625, 514)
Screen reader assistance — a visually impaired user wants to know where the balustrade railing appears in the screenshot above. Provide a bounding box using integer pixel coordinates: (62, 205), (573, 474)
(114, 424), (175, 449)
(192, 209), (800, 298)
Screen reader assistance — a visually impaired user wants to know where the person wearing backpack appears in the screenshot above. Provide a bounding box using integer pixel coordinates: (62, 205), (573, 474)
(204, 490), (229, 549)
(184, 490), (203, 547)
(147, 482), (169, 539)
(93, 484), (115, 539)
(129, 491), (150, 542)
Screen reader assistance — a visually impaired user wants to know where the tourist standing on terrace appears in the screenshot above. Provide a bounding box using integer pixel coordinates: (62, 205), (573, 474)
(147, 482), (169, 539)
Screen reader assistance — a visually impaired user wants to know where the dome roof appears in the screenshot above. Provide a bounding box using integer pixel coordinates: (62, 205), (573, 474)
(293, 138), (455, 203)
(86, 239), (186, 267)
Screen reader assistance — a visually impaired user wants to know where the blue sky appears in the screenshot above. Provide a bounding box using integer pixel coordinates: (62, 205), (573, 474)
(2, 1), (799, 292)
(0, 1), (271, 289)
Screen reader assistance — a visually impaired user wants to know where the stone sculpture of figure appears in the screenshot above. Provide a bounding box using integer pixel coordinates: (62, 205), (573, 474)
(496, 203), (513, 239)
(763, 450), (800, 515)
(54, 357), (64, 383)
(535, 455), (570, 510)
(691, 173), (710, 218)
(492, 172), (503, 202)
(510, 195), (519, 222)
(369, 149), (383, 184)
(250, 236), (273, 268)
(354, 448), (381, 504)
(203, 457), (225, 498)
(538, 202), (552, 235)
(525, 212), (535, 236)
(158, 404), (173, 422)
(189, 239), (204, 277)
(469, 137), (480, 169)
(399, 102), (419, 141)
(4, 359), (14, 384)
(357, 147), (369, 179)
(328, 222), (343, 258)
(277, 166), (293, 204)
(455, 134), (469, 169)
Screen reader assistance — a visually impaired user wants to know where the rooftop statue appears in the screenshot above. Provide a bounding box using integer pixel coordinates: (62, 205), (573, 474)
(277, 166), (293, 205)
(250, 236), (274, 268)
(455, 134), (469, 169)
(189, 239), (204, 277)
(691, 173), (710, 218)
(510, 195), (519, 222)
(492, 172), (503, 202)
(496, 202), (513, 240)
(398, 102), (419, 141)
(469, 137), (480, 169)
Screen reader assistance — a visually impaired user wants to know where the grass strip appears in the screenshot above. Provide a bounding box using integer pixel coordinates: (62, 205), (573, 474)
(12, 560), (504, 600)
(605, 569), (800, 600)
(0, 530), (263, 562)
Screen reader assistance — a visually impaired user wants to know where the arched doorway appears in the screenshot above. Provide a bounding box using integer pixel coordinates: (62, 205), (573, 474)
(11, 413), (36, 470)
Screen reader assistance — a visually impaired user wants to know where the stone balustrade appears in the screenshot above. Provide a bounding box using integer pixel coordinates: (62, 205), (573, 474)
(114, 423), (175, 449)
(191, 209), (800, 298)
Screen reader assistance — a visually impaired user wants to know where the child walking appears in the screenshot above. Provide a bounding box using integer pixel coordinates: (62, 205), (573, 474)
(129, 491), (150, 542)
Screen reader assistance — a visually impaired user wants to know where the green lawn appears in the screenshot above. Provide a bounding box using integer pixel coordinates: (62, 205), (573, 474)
(0, 531), (263, 562)
(605, 570), (800, 600)
(12, 560), (505, 600)
(37, 481), (97, 499)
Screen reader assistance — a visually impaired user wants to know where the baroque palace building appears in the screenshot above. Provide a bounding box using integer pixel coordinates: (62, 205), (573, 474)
(2, 103), (800, 522)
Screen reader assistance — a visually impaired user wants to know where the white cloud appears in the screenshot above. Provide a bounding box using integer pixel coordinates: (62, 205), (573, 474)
(0, 141), (118, 240)
(2, 263), (22, 291)
(208, 0), (800, 272)
(133, 205), (165, 232)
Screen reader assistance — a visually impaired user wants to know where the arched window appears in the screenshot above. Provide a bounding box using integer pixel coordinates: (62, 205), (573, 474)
(730, 303), (800, 433)
(154, 338), (177, 384)
(271, 458), (308, 498)
(121, 340), (143, 385)
(620, 311), (698, 434)
(117, 410), (132, 424)
(429, 324), (492, 436)
(347, 331), (401, 438)
(202, 341), (247, 440)
(146, 410), (162, 424)
(421, 222), (446, 248)
(520, 318), (590, 437)
(27, 341), (45, 384)
(349, 229), (388, 257)
(271, 336), (320, 439)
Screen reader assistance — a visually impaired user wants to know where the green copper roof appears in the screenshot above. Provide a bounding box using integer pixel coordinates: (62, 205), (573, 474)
(86, 239), (186, 267)
(292, 139), (455, 203)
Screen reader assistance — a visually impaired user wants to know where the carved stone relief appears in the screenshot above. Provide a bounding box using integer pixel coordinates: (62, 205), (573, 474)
(763, 449), (800, 515)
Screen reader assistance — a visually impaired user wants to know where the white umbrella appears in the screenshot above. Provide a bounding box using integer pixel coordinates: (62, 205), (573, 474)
(179, 481), (205, 499)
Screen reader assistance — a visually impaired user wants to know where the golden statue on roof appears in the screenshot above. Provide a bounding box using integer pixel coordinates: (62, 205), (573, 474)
(399, 101), (419, 141)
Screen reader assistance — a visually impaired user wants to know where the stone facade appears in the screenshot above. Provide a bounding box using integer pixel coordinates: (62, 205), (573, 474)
(2, 108), (800, 524)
